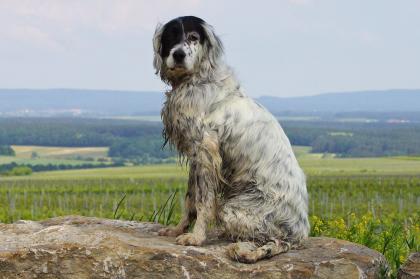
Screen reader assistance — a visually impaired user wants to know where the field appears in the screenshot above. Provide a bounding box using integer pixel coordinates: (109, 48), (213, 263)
(0, 146), (419, 277)
(11, 145), (109, 159)
(2, 146), (419, 180)
(0, 145), (110, 166)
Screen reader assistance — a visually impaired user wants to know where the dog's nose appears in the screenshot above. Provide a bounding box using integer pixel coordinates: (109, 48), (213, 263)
(173, 49), (186, 63)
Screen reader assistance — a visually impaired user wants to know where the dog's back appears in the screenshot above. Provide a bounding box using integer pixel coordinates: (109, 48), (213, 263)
(202, 73), (310, 243)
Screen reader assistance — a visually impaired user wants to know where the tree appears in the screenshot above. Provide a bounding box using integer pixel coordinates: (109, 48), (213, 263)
(0, 145), (15, 156)
(8, 166), (32, 176)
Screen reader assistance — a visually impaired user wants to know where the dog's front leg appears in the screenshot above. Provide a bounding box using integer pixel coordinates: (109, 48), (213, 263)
(176, 133), (222, 246)
(158, 164), (197, 237)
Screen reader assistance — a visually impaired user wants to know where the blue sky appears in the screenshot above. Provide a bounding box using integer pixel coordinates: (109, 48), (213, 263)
(0, 0), (419, 97)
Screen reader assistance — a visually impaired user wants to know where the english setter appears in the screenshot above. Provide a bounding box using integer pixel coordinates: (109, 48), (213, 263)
(153, 16), (309, 263)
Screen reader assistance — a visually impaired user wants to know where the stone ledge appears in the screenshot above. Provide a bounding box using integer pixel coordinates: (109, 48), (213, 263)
(0, 215), (388, 279)
(398, 252), (420, 279)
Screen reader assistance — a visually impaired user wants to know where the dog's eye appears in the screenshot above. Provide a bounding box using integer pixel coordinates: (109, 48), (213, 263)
(188, 32), (200, 42)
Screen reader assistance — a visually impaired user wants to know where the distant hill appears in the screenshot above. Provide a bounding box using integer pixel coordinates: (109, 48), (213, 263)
(0, 89), (164, 116)
(258, 89), (420, 113)
(0, 89), (419, 117)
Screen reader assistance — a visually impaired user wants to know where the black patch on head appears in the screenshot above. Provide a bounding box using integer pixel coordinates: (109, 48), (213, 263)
(160, 16), (207, 58)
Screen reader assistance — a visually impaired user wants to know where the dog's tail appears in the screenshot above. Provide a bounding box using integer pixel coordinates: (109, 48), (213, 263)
(225, 239), (291, 263)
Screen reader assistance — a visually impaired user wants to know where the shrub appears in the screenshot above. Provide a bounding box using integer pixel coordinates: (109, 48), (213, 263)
(8, 166), (32, 176)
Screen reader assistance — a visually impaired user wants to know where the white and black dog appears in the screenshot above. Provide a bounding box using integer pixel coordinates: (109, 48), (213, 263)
(153, 16), (309, 263)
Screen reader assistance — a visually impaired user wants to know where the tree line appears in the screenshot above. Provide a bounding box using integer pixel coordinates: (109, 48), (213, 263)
(0, 145), (15, 156)
(1, 117), (420, 159)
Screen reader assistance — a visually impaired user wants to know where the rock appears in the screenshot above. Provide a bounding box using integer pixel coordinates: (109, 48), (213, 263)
(398, 252), (420, 279)
(0, 215), (388, 279)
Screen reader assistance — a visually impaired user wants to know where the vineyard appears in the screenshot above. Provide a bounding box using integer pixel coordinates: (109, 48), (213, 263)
(0, 173), (419, 277)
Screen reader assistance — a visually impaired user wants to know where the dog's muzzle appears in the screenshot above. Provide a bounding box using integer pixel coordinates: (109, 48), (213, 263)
(173, 49), (186, 64)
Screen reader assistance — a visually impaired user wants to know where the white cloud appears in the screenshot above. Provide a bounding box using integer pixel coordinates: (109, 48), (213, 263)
(2, 25), (63, 50)
(288, 0), (313, 6)
(0, 0), (202, 49)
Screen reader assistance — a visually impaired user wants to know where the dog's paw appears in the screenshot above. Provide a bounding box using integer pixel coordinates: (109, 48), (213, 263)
(158, 226), (183, 237)
(226, 242), (258, 263)
(176, 233), (205, 246)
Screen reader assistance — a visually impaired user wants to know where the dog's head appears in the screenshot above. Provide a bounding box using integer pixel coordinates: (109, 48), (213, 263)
(153, 16), (223, 86)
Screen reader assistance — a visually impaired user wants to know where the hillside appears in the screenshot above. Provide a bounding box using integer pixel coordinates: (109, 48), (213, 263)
(0, 89), (163, 116)
(258, 89), (420, 113)
(1, 88), (420, 117)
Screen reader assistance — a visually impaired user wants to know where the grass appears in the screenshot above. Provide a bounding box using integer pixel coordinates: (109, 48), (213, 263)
(293, 146), (420, 176)
(2, 146), (418, 180)
(0, 164), (188, 180)
(0, 175), (418, 278)
(0, 145), (419, 277)
(1, 176), (418, 223)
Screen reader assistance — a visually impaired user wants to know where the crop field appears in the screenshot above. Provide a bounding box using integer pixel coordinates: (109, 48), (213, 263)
(2, 146), (419, 180)
(0, 145), (110, 166)
(0, 147), (419, 277)
(0, 156), (102, 166)
(0, 145), (108, 167)
(11, 145), (109, 160)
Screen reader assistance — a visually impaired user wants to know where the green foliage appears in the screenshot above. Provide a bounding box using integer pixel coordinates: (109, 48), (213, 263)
(1, 118), (420, 161)
(147, 190), (178, 225)
(108, 137), (175, 163)
(0, 145), (15, 156)
(310, 213), (419, 278)
(0, 118), (174, 162)
(283, 121), (420, 157)
(3, 166), (33, 176)
(0, 118), (163, 147)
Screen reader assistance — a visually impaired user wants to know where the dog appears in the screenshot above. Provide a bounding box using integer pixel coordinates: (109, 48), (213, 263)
(153, 16), (309, 263)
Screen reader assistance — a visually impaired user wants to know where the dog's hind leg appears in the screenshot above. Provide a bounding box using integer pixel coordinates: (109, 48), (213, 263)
(219, 199), (293, 263)
(226, 239), (291, 264)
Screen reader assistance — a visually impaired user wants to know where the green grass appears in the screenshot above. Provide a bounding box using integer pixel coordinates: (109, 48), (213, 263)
(293, 146), (420, 176)
(1, 175), (418, 222)
(2, 146), (418, 180)
(0, 164), (187, 180)
(1, 145), (419, 277)
(0, 175), (418, 277)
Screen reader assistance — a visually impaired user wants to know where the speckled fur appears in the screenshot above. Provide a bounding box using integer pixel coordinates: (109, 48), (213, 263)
(153, 17), (309, 263)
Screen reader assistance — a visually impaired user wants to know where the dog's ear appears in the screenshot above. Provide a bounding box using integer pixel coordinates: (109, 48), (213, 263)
(201, 22), (224, 67)
(152, 23), (164, 75)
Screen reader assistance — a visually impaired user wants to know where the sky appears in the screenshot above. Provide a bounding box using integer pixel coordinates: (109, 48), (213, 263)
(0, 0), (419, 97)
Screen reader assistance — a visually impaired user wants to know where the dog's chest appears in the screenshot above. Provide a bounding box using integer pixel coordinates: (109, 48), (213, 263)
(161, 89), (207, 155)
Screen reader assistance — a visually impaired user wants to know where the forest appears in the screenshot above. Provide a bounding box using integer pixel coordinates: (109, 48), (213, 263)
(1, 117), (420, 161)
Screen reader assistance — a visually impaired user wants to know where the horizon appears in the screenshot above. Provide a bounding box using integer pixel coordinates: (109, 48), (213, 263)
(1, 87), (420, 99)
(1, 1), (420, 97)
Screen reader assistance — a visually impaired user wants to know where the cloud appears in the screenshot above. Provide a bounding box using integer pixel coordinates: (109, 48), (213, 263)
(0, 0), (202, 50)
(288, 0), (313, 6)
(1, 25), (63, 51)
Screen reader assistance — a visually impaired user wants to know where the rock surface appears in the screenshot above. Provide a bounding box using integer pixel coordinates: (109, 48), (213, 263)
(398, 252), (420, 279)
(0, 215), (388, 279)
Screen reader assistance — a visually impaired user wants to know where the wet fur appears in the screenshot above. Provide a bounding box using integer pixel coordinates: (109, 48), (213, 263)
(153, 16), (309, 263)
